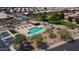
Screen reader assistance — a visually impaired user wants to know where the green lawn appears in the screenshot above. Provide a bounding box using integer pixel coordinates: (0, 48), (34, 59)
(48, 19), (79, 29)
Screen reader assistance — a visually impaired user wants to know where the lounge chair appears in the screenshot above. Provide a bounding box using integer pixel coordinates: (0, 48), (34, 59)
(24, 26), (27, 28)
(21, 27), (24, 29)
(17, 28), (20, 29)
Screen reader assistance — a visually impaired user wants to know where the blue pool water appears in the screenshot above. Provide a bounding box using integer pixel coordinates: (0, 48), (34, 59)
(27, 27), (43, 36)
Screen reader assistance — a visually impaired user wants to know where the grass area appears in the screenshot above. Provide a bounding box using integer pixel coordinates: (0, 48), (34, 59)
(9, 30), (17, 34)
(62, 21), (79, 29)
(60, 20), (79, 29)
(48, 19), (79, 29)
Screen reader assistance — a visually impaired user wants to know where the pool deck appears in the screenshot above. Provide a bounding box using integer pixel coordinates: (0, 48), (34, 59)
(15, 23), (48, 37)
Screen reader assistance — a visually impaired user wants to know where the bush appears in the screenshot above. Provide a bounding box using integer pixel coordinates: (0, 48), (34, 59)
(15, 34), (27, 44)
(33, 23), (40, 26)
(9, 30), (17, 34)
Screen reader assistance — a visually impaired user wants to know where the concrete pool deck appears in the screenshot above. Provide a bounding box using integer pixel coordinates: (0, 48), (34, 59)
(15, 23), (48, 37)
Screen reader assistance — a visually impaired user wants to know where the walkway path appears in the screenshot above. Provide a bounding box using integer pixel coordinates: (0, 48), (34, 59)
(9, 44), (16, 51)
(7, 30), (19, 51)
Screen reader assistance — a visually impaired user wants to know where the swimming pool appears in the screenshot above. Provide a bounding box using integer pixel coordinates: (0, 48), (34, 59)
(27, 27), (43, 36)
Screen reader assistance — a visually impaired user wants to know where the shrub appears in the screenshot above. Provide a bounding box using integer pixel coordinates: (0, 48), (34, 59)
(9, 30), (17, 34)
(15, 34), (27, 44)
(33, 23), (40, 26)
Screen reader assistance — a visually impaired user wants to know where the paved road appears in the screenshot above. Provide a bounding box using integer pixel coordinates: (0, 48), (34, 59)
(46, 39), (79, 51)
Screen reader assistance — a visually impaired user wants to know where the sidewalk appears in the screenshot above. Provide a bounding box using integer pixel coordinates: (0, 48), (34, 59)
(47, 41), (66, 50)
(9, 44), (16, 51)
(7, 30), (18, 38)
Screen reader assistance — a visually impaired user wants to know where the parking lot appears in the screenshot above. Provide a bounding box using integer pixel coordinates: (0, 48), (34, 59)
(0, 31), (15, 51)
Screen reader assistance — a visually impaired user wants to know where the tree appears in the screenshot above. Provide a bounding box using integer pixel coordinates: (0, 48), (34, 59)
(27, 11), (33, 17)
(75, 16), (79, 24)
(57, 29), (70, 41)
(68, 17), (73, 23)
(15, 34), (27, 44)
(34, 12), (47, 20)
(60, 11), (64, 19)
(47, 11), (63, 23)
(40, 12), (47, 20)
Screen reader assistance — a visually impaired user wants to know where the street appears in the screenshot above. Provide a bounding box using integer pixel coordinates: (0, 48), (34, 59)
(46, 39), (79, 51)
